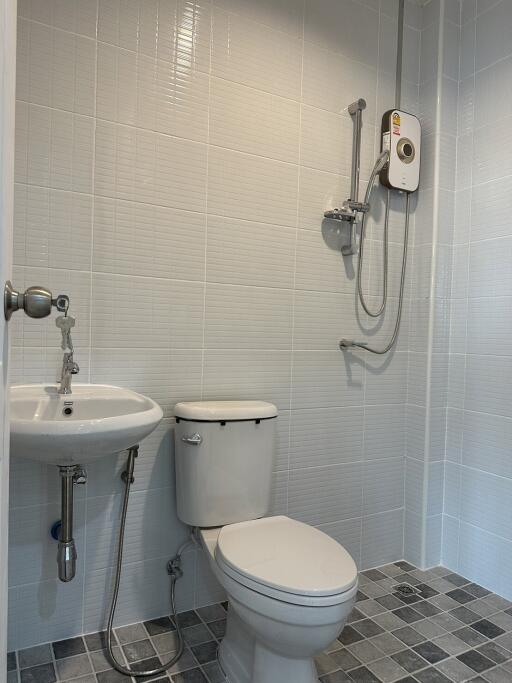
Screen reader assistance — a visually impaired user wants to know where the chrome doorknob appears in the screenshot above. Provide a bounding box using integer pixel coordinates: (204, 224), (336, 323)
(4, 281), (69, 320)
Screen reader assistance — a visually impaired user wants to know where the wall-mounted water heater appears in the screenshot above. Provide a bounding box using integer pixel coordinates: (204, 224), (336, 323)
(380, 109), (421, 193)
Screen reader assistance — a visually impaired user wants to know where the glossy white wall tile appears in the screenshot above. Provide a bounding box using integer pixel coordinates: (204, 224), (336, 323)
(442, 0), (512, 600)
(11, 0), (422, 650)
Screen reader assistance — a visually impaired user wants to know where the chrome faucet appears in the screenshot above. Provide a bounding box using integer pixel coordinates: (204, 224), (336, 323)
(59, 351), (79, 394)
(56, 311), (79, 394)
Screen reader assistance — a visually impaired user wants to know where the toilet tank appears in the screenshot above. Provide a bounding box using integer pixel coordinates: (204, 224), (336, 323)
(174, 401), (278, 527)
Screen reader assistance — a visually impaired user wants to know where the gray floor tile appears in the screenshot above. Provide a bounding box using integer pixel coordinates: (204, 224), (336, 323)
(151, 631), (180, 655)
(174, 611), (202, 629)
(432, 633), (471, 656)
(84, 631), (110, 652)
(55, 654), (93, 681)
(484, 596), (512, 612)
(494, 632), (512, 652)
(476, 642), (512, 664)
(346, 639), (383, 664)
(486, 611), (512, 632)
(371, 632), (407, 656)
(391, 648), (429, 673)
(483, 666), (512, 683)
(361, 582), (389, 599)
(52, 638), (86, 660)
(380, 564), (405, 578)
(366, 656), (409, 683)
(450, 606), (480, 625)
(172, 668), (208, 682)
(358, 600), (388, 618)
(7, 652), (17, 671)
(9, 567), (512, 683)
(435, 655), (476, 682)
(414, 619), (448, 641)
(122, 638), (156, 663)
(319, 671), (352, 683)
(190, 641), (218, 665)
(96, 669), (132, 683)
(430, 612), (466, 632)
(182, 625), (215, 647)
(471, 601), (499, 619)
(412, 641), (449, 665)
(195, 605), (226, 624)
(415, 667), (452, 682)
(206, 619), (226, 641)
(315, 652), (340, 676)
(453, 627), (488, 647)
(168, 648), (199, 674)
(331, 648), (362, 671)
(20, 662), (56, 683)
(373, 611), (408, 632)
(393, 626), (425, 647)
(346, 665), (381, 681)
(471, 620), (506, 640)
(18, 644), (53, 669)
(202, 660), (226, 683)
(457, 650), (495, 674)
(115, 623), (147, 645)
(429, 594), (462, 613)
(89, 647), (123, 673)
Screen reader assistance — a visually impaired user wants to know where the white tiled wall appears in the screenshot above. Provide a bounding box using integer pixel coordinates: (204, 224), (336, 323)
(442, 0), (512, 602)
(402, 0), (459, 570)
(11, 0), (421, 650)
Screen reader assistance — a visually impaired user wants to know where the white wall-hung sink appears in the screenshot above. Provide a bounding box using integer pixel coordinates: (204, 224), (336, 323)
(10, 384), (163, 465)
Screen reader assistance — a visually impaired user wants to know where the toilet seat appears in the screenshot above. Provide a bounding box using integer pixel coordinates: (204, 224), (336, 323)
(214, 516), (358, 607)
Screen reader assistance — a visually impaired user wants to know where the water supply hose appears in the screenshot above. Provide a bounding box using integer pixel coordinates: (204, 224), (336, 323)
(357, 151), (391, 319)
(340, 149), (411, 355)
(106, 445), (187, 677)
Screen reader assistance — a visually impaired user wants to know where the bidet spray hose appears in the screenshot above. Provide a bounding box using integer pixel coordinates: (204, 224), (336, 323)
(105, 445), (185, 677)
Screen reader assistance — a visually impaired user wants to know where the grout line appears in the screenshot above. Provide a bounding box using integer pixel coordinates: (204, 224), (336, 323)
(285, 0), (306, 516)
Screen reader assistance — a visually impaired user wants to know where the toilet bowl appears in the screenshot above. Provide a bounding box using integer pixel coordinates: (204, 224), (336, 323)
(200, 516), (358, 683)
(174, 401), (358, 683)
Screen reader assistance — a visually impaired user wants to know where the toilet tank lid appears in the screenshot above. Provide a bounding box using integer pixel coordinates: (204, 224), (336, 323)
(174, 400), (278, 422)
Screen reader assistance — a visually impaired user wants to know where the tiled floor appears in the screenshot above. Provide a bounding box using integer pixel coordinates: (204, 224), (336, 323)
(8, 563), (512, 682)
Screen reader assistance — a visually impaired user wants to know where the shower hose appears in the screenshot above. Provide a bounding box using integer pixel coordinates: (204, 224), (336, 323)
(343, 150), (411, 355)
(106, 445), (187, 677)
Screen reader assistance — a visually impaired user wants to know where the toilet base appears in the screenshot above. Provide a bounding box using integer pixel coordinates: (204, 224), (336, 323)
(218, 603), (320, 683)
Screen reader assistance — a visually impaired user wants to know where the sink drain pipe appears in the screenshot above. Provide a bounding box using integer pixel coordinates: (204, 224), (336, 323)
(56, 464), (87, 582)
(106, 445), (192, 677)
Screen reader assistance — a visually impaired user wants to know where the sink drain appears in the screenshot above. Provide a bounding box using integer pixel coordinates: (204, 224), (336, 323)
(394, 583), (421, 596)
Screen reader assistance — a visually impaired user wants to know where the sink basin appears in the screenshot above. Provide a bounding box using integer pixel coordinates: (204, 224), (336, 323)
(10, 384), (163, 465)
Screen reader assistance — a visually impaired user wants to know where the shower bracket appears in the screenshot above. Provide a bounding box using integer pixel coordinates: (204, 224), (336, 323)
(324, 98), (369, 255)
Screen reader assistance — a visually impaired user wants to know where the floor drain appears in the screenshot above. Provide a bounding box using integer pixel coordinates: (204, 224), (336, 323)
(394, 582), (421, 596)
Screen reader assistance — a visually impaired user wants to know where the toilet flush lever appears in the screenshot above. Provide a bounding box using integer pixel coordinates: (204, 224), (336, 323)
(181, 433), (203, 446)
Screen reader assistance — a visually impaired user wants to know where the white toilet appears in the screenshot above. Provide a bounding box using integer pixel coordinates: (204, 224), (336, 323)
(174, 400), (358, 683)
